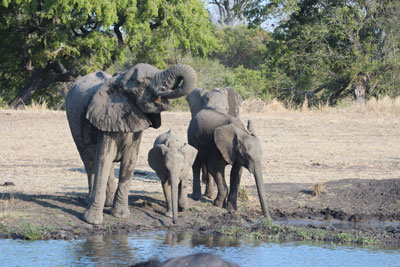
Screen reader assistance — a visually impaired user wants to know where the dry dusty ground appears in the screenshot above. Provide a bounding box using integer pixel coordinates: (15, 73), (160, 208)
(0, 105), (400, 246)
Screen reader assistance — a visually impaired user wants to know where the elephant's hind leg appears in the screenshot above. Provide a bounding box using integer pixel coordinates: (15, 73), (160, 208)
(105, 162), (117, 207)
(209, 158), (228, 208)
(191, 159), (202, 200)
(76, 145), (95, 205)
(202, 164), (215, 199)
(225, 162), (242, 211)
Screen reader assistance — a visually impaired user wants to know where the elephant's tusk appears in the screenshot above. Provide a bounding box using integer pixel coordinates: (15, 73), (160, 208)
(157, 90), (174, 97)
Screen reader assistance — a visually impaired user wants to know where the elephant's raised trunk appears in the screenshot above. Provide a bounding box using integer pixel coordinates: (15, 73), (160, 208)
(157, 64), (197, 99)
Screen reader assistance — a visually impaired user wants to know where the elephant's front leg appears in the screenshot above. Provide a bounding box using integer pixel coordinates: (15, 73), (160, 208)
(111, 132), (142, 219)
(83, 132), (117, 224)
(226, 162), (242, 211)
(209, 157), (228, 208)
(178, 178), (188, 211)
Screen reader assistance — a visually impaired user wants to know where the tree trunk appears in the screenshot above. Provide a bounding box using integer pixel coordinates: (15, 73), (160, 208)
(8, 63), (75, 109)
(328, 78), (351, 106)
(354, 75), (367, 105)
(8, 68), (45, 109)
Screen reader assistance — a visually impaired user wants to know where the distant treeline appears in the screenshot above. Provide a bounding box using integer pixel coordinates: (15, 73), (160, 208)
(1, 0), (399, 109)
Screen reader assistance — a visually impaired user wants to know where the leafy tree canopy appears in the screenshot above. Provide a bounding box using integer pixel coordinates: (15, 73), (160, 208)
(212, 25), (270, 69)
(245, 0), (400, 106)
(0, 0), (217, 108)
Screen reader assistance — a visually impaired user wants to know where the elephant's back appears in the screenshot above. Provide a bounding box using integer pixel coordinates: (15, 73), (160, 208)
(66, 71), (111, 113)
(66, 71), (111, 145)
(154, 130), (186, 149)
(188, 109), (232, 151)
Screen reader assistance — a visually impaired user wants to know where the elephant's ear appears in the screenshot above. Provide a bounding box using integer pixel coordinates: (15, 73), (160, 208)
(214, 124), (238, 165)
(186, 87), (207, 117)
(179, 144), (198, 168)
(225, 86), (242, 117)
(86, 79), (151, 132)
(148, 144), (168, 181)
(247, 119), (257, 136)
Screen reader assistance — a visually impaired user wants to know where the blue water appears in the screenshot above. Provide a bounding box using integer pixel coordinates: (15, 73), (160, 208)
(0, 232), (399, 266)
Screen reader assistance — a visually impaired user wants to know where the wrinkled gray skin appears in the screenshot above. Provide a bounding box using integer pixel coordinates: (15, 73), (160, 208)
(186, 86), (242, 118)
(188, 109), (271, 218)
(66, 63), (197, 225)
(148, 130), (197, 223)
(186, 87), (242, 199)
(132, 253), (238, 267)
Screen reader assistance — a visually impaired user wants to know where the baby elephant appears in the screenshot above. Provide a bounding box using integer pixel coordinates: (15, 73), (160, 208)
(148, 130), (197, 223)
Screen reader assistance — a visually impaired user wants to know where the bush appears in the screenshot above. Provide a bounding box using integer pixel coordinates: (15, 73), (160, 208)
(182, 56), (271, 101)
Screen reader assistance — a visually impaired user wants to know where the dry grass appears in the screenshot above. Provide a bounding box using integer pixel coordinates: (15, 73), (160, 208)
(241, 96), (400, 115)
(23, 99), (49, 111)
(238, 187), (250, 202)
(241, 98), (288, 113)
(0, 192), (15, 217)
(1, 97), (400, 197)
(3, 95), (400, 114)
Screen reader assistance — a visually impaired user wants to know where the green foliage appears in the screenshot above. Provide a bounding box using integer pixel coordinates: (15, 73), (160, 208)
(217, 225), (242, 236)
(0, 0), (217, 108)
(217, 219), (377, 245)
(244, 0), (400, 106)
(231, 65), (271, 100)
(0, 96), (9, 109)
(3, 0), (398, 109)
(182, 56), (271, 100)
(19, 223), (54, 241)
(212, 26), (270, 69)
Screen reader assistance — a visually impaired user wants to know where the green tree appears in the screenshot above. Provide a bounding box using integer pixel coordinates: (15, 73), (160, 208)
(0, 0), (216, 108)
(213, 25), (270, 69)
(245, 0), (400, 106)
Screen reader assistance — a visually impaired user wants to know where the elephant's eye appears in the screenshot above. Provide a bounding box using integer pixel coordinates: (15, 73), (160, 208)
(159, 86), (167, 92)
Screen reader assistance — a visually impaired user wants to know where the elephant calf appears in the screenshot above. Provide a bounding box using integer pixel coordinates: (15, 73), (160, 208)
(148, 130), (197, 223)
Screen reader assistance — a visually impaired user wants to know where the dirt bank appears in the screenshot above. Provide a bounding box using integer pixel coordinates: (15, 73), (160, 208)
(0, 109), (399, 246)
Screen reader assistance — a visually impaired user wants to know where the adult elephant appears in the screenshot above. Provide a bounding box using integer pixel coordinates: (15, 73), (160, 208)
(186, 87), (242, 199)
(66, 63), (196, 224)
(132, 253), (238, 267)
(188, 109), (270, 218)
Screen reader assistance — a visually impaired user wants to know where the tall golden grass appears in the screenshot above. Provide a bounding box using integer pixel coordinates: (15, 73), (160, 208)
(241, 96), (400, 114)
(1, 96), (400, 114)
(23, 99), (49, 111)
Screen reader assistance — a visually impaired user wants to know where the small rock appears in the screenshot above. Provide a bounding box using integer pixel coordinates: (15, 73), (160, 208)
(348, 214), (362, 223)
(1, 182), (15, 186)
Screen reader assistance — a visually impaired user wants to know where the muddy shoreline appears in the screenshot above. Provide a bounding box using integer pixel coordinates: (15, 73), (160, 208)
(1, 178), (400, 247)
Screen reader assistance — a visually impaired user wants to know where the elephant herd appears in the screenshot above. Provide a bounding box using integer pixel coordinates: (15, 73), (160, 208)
(65, 63), (270, 225)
